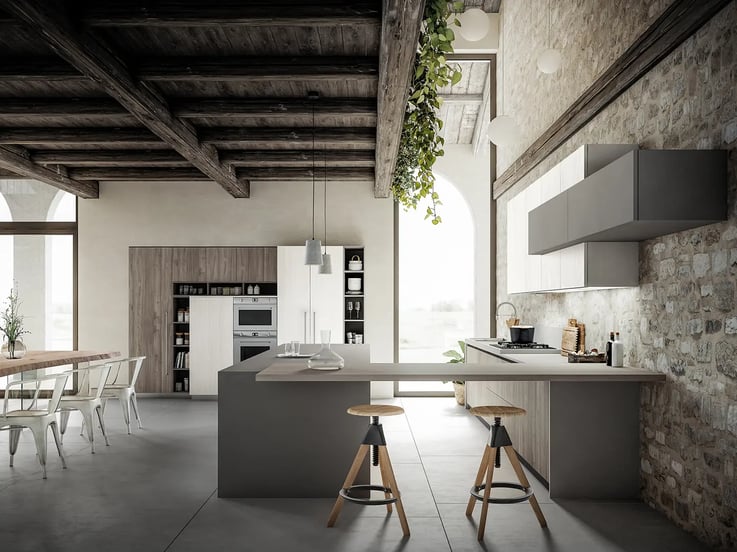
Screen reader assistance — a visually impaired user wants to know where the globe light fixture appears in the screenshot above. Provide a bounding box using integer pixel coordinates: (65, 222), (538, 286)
(457, 8), (490, 42)
(537, 48), (562, 74)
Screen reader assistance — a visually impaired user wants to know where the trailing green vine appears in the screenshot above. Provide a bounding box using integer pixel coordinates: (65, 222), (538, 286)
(391, 0), (463, 225)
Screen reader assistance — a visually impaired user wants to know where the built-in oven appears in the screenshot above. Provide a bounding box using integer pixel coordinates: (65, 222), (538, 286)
(233, 296), (277, 332)
(233, 331), (277, 364)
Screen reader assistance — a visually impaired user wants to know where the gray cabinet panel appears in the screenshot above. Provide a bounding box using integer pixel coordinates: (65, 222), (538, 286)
(529, 193), (566, 255)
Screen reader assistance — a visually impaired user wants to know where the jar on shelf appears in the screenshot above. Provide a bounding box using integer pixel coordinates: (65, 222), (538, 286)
(175, 333), (183, 345)
(184, 309), (190, 323)
(177, 309), (184, 323)
(184, 332), (190, 345)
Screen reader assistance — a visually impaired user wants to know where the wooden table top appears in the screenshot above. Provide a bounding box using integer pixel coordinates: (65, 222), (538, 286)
(0, 350), (120, 378)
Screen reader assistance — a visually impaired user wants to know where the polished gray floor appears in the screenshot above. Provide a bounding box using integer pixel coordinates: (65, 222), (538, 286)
(0, 397), (709, 551)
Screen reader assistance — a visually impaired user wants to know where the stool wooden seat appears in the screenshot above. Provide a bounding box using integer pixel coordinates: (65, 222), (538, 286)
(328, 404), (410, 537)
(470, 405), (526, 417)
(466, 405), (547, 541)
(347, 404), (404, 417)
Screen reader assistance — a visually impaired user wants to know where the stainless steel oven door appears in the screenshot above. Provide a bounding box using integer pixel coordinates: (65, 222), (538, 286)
(233, 334), (277, 365)
(233, 296), (277, 332)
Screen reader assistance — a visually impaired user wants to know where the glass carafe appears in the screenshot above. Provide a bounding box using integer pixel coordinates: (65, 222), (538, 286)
(307, 330), (344, 370)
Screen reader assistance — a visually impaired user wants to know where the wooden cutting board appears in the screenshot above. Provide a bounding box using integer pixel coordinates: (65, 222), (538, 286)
(561, 326), (580, 355)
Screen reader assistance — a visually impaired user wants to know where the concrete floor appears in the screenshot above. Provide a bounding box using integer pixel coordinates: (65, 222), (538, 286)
(0, 397), (709, 551)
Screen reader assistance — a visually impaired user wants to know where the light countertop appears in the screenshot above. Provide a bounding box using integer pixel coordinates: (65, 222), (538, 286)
(251, 343), (665, 383)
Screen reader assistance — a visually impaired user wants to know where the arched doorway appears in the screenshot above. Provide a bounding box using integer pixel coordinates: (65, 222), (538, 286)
(397, 176), (475, 394)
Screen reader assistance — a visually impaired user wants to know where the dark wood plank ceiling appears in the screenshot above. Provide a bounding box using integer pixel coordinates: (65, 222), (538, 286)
(0, 0), (401, 198)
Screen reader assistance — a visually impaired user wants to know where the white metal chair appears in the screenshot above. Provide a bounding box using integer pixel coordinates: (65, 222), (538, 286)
(97, 356), (146, 434)
(0, 373), (68, 479)
(58, 363), (113, 453)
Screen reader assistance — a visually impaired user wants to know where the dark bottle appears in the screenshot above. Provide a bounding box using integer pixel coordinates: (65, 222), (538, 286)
(605, 331), (614, 366)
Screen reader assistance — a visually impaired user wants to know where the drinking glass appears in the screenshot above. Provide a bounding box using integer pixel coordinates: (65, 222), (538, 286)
(347, 301), (353, 320)
(355, 301), (361, 320)
(290, 341), (301, 356)
(284, 342), (294, 356)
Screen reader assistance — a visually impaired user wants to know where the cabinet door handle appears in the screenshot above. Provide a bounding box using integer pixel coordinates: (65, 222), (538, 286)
(312, 311), (316, 343)
(303, 311), (307, 344)
(163, 310), (168, 376)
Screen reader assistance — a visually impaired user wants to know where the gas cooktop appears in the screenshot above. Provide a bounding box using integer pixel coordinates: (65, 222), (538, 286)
(486, 340), (561, 354)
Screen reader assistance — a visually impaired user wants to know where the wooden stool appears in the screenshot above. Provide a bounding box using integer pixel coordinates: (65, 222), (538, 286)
(327, 404), (410, 537)
(466, 406), (547, 540)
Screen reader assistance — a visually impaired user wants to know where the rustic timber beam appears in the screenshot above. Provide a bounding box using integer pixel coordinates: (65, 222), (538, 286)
(0, 97), (376, 120)
(80, 1), (381, 27)
(0, 145), (99, 198)
(136, 56), (378, 82)
(0, 127), (164, 147)
(32, 150), (190, 167)
(199, 128), (376, 148)
(492, 0), (732, 199)
(0, 58), (81, 81)
(439, 94), (483, 104)
(68, 167), (374, 181)
(221, 150), (376, 167)
(374, 0), (425, 198)
(1, 1), (249, 198)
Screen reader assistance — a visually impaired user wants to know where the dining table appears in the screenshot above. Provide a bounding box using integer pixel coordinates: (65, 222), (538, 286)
(0, 350), (120, 379)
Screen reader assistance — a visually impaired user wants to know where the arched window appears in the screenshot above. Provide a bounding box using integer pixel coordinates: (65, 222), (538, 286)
(397, 176), (475, 394)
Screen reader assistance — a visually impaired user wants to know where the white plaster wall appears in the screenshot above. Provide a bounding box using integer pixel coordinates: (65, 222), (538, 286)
(77, 179), (394, 396)
(434, 144), (491, 338)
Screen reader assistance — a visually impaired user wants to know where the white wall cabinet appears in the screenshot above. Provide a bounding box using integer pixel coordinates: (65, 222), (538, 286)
(277, 246), (344, 344)
(189, 296), (233, 396)
(507, 145), (639, 294)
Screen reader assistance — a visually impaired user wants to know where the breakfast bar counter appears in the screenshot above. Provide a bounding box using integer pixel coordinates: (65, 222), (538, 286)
(219, 343), (664, 500)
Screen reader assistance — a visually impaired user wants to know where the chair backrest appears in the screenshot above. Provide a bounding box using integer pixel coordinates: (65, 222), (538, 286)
(127, 356), (146, 388)
(75, 363), (112, 399)
(47, 374), (70, 413)
(3, 374), (69, 415)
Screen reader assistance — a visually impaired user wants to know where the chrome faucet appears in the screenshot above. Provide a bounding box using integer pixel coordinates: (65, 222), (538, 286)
(495, 301), (517, 318)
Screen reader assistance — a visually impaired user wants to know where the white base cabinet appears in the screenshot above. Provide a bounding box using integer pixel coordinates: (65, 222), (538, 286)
(189, 296), (233, 396)
(277, 246), (344, 344)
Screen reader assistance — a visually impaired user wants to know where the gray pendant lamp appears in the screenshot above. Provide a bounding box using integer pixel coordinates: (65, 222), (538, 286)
(318, 150), (332, 274)
(305, 92), (323, 265)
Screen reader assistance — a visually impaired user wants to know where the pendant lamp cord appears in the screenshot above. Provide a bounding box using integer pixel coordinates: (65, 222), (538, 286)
(311, 102), (316, 240)
(548, 0), (551, 47)
(323, 148), (328, 251)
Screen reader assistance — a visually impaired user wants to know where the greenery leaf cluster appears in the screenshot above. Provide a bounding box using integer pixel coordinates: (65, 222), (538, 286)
(0, 285), (30, 343)
(391, 0), (464, 225)
(442, 339), (466, 384)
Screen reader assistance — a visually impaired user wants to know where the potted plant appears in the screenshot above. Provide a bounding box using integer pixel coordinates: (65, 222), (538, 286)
(443, 340), (466, 405)
(0, 286), (30, 359)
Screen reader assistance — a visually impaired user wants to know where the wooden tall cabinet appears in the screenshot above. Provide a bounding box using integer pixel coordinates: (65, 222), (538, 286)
(129, 248), (173, 393)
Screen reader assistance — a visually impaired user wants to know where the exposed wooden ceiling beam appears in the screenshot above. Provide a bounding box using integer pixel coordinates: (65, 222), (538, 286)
(0, 97), (377, 120)
(31, 149), (376, 168)
(67, 167), (375, 181)
(2, 1), (249, 198)
(0, 145), (99, 198)
(136, 56), (378, 82)
(79, 1), (381, 27)
(374, 0), (425, 198)
(439, 93), (483, 104)
(199, 128), (377, 148)
(0, 127), (163, 147)
(0, 58), (81, 81)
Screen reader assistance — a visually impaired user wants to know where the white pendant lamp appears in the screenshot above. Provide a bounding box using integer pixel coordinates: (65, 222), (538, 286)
(318, 150), (332, 274)
(457, 8), (490, 42)
(305, 92), (323, 265)
(488, 45), (520, 146)
(537, 0), (562, 74)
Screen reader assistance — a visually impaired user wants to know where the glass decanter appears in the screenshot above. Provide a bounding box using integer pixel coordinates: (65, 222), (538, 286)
(307, 330), (344, 370)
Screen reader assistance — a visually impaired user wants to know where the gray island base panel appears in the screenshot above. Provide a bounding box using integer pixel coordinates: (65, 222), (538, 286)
(220, 344), (664, 500)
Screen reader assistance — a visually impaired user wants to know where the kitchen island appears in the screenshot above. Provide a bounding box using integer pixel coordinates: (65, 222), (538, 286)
(219, 343), (664, 499)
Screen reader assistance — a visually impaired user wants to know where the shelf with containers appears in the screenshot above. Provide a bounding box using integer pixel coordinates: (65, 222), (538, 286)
(343, 247), (365, 344)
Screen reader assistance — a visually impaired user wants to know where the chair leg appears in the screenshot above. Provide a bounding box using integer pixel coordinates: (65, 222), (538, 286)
(120, 391), (132, 434)
(130, 391), (143, 430)
(30, 425), (49, 479)
(8, 427), (21, 467)
(327, 444), (369, 528)
(477, 447), (497, 541)
(59, 410), (70, 443)
(378, 446), (410, 537)
(82, 408), (96, 453)
(504, 446), (547, 528)
(50, 421), (67, 469)
(466, 445), (492, 516)
(96, 406), (110, 446)
(378, 450), (393, 514)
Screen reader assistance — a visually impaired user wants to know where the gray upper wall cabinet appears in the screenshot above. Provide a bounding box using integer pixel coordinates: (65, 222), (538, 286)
(529, 150), (728, 255)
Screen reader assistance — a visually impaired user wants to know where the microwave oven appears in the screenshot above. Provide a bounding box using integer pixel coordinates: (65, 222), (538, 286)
(233, 296), (277, 332)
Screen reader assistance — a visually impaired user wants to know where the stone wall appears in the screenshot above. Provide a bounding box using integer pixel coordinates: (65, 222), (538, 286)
(496, 1), (737, 548)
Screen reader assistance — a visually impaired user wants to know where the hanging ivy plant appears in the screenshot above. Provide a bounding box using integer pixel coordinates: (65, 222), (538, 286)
(391, 0), (464, 225)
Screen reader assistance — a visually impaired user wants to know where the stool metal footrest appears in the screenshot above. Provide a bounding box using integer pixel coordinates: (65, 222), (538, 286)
(471, 482), (534, 504)
(340, 484), (398, 506)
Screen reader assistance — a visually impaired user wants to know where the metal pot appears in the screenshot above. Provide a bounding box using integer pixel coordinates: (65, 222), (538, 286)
(510, 325), (535, 344)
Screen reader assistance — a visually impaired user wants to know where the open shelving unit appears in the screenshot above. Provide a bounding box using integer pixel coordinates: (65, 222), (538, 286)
(343, 247), (365, 344)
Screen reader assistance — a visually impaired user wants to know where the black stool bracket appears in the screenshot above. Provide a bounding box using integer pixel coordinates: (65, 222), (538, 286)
(471, 482), (534, 504)
(340, 485), (398, 506)
(361, 424), (386, 446)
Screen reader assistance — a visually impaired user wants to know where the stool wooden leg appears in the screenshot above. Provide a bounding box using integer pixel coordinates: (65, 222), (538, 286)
(327, 444), (369, 528)
(504, 446), (547, 528)
(378, 446), (410, 537)
(466, 445), (492, 516)
(477, 447), (497, 541)
(378, 450), (394, 514)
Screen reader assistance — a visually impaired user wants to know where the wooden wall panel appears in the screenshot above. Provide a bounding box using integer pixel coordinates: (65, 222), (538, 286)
(206, 247), (239, 281)
(171, 247), (207, 281)
(262, 247), (277, 282)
